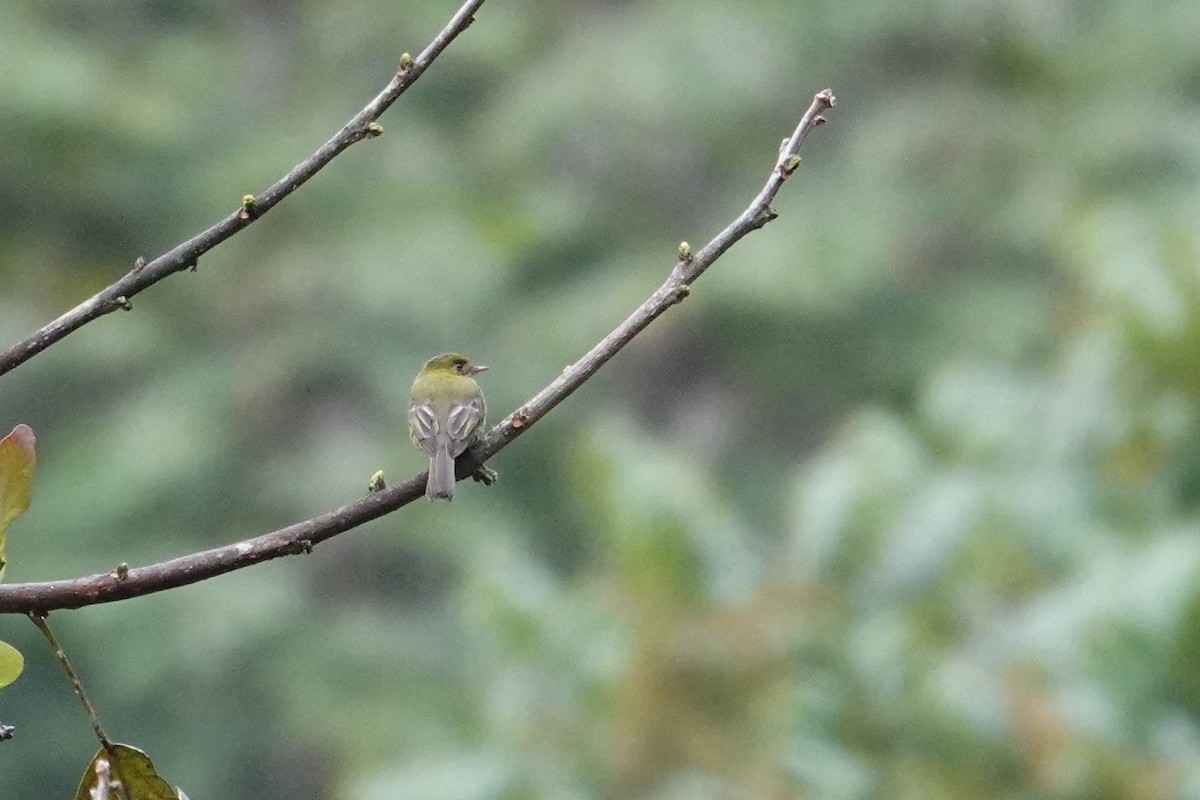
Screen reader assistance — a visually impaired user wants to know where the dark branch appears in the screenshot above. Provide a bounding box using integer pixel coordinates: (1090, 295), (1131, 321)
(0, 0), (486, 378)
(2, 471), (430, 611)
(0, 89), (835, 614)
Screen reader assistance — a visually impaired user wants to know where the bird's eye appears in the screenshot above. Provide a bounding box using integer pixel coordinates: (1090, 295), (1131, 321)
(455, 361), (466, 372)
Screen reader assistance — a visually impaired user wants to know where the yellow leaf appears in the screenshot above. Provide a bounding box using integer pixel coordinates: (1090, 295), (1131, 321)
(0, 640), (23, 689)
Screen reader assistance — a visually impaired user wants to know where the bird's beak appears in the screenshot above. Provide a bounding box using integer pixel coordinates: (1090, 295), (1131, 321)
(471, 364), (489, 375)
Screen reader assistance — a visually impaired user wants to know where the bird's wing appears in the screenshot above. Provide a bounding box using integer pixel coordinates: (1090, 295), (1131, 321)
(445, 390), (486, 456)
(408, 401), (441, 456)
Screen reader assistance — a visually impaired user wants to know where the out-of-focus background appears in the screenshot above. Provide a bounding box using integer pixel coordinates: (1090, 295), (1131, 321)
(3, 0), (1200, 797)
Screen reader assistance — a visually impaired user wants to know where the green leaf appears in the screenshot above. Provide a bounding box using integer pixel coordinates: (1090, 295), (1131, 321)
(0, 640), (23, 689)
(0, 424), (36, 581)
(74, 744), (182, 800)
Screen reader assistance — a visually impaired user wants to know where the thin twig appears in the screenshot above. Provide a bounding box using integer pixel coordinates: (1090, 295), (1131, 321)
(30, 613), (133, 800)
(0, 89), (835, 614)
(29, 613), (114, 750)
(471, 89), (835, 459)
(0, 0), (486, 378)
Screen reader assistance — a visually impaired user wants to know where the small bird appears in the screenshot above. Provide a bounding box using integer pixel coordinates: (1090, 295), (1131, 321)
(408, 353), (489, 501)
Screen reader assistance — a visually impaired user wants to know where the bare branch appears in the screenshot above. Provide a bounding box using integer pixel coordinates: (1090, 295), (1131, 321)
(0, 0), (486, 378)
(0, 89), (835, 614)
(0, 471), (430, 611)
(470, 88), (836, 460)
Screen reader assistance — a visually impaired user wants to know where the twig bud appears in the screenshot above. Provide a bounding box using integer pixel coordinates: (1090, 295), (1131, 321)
(238, 194), (256, 221)
(669, 283), (691, 305)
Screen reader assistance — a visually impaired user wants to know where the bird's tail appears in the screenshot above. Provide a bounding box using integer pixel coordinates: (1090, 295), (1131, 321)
(426, 439), (456, 501)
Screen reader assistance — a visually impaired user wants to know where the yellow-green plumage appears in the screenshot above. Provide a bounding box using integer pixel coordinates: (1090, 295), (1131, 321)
(408, 353), (488, 501)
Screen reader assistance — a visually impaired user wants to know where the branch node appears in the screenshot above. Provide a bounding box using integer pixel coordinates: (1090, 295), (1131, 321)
(366, 122), (385, 138)
(398, 52), (414, 74)
(781, 154), (802, 176)
(133, 256), (146, 271)
(368, 470), (387, 493)
(814, 115), (827, 126)
(669, 283), (691, 305)
(299, 539), (313, 555)
(750, 206), (778, 229)
(510, 409), (529, 430)
(115, 296), (132, 312)
(237, 194), (256, 221)
(188, 260), (199, 272)
(677, 241), (693, 264)
(108, 563), (129, 581)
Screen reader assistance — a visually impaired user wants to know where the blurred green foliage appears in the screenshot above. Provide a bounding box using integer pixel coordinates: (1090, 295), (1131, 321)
(3, 0), (1200, 797)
